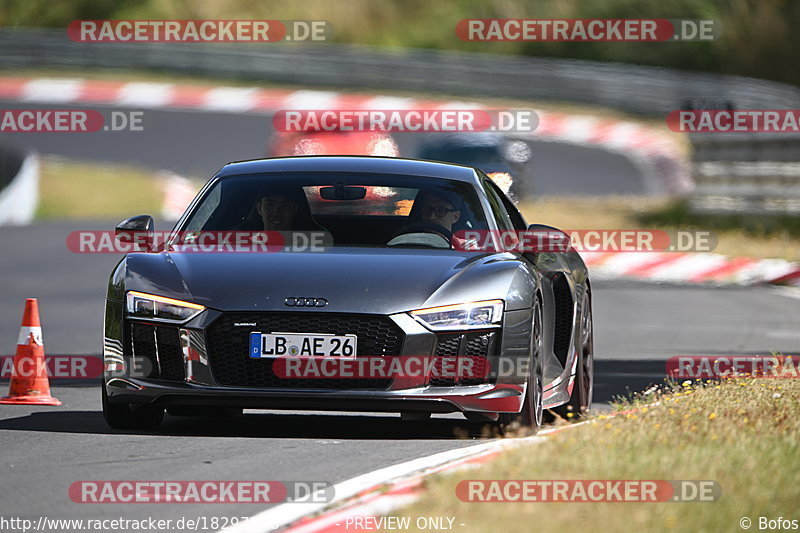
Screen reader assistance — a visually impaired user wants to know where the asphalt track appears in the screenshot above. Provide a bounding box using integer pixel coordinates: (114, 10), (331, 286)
(1, 102), (798, 529)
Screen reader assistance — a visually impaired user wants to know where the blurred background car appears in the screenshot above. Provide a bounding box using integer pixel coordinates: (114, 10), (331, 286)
(415, 133), (533, 199)
(268, 128), (400, 158)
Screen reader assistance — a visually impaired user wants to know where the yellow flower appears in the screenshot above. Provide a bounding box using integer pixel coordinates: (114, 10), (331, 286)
(708, 413), (717, 420)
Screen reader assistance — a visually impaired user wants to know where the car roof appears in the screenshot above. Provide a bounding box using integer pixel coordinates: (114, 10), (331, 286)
(215, 156), (481, 184)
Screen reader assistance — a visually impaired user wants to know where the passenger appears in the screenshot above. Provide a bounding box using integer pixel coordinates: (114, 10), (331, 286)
(256, 192), (298, 231)
(239, 186), (324, 232)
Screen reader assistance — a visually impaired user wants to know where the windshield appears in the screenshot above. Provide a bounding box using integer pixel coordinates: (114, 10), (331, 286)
(179, 172), (488, 248)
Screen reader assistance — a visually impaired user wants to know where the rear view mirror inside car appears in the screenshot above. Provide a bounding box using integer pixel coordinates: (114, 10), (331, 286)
(320, 184), (367, 200)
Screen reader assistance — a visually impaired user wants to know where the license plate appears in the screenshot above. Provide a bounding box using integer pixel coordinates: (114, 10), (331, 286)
(249, 332), (357, 358)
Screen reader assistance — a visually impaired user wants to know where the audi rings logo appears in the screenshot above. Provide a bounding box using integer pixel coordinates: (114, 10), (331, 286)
(284, 297), (328, 307)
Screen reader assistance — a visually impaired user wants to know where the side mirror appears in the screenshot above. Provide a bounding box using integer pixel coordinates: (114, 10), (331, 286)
(115, 215), (155, 252)
(526, 224), (572, 253)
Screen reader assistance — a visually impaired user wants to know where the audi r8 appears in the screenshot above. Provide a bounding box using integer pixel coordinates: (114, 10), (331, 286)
(102, 156), (593, 433)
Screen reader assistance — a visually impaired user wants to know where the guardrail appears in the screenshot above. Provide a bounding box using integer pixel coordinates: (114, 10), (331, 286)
(1, 28), (799, 117)
(689, 133), (800, 214)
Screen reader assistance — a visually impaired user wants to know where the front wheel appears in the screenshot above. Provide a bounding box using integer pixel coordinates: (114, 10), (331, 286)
(498, 297), (544, 434)
(102, 384), (164, 430)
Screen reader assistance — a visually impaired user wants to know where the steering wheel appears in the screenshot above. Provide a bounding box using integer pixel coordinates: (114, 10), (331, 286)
(388, 222), (453, 248)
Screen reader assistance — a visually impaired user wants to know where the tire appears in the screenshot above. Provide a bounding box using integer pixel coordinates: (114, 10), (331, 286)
(499, 296), (544, 434)
(554, 291), (593, 420)
(102, 384), (164, 430)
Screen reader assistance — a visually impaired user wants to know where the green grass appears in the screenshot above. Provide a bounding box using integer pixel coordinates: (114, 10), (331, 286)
(637, 200), (800, 239)
(393, 378), (800, 533)
(36, 156), (163, 219)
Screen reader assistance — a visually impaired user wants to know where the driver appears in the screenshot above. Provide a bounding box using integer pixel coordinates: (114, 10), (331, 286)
(417, 190), (461, 233)
(386, 189), (463, 248)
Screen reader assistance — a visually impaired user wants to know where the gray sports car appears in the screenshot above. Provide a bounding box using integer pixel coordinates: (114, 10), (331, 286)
(102, 156), (593, 433)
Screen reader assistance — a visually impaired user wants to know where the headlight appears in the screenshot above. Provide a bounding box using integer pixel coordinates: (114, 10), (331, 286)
(126, 291), (205, 322)
(410, 300), (504, 331)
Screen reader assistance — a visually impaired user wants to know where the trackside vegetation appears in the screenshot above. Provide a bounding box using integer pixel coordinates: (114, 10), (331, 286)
(393, 378), (800, 532)
(2, 0), (799, 86)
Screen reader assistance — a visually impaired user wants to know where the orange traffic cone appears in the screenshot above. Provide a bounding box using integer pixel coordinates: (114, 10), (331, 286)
(0, 298), (61, 405)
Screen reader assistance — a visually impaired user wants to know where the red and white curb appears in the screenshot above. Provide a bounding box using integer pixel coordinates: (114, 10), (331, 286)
(580, 250), (800, 286)
(0, 76), (690, 195)
(220, 424), (581, 533)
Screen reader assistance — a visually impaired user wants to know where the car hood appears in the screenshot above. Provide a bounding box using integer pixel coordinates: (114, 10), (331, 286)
(123, 248), (530, 314)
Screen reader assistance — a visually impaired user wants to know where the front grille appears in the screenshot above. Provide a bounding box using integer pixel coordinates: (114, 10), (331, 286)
(128, 322), (185, 381)
(430, 335), (461, 386)
(431, 332), (495, 386)
(205, 312), (404, 389)
(155, 327), (185, 381)
(461, 333), (494, 385)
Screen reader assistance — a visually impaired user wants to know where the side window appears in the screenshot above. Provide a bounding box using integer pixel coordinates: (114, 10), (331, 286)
(486, 179), (527, 230)
(182, 182), (220, 231)
(482, 179), (514, 231)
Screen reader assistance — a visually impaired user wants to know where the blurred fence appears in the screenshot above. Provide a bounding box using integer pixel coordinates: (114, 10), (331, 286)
(2, 28), (800, 213)
(690, 134), (800, 214)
